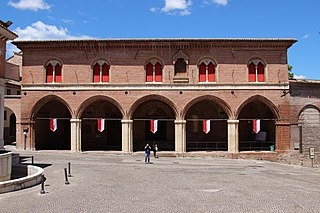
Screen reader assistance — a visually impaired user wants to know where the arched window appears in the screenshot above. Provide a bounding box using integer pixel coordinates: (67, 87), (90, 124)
(146, 61), (162, 83)
(199, 60), (216, 83)
(46, 60), (62, 83)
(248, 60), (265, 82)
(175, 58), (186, 75)
(92, 61), (110, 83)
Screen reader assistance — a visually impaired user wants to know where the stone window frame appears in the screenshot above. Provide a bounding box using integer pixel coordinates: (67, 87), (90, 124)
(247, 58), (266, 83)
(197, 58), (217, 83)
(44, 59), (62, 83)
(91, 59), (111, 83)
(144, 58), (164, 83)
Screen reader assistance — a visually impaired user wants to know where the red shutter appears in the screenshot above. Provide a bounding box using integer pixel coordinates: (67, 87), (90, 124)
(155, 62), (162, 82)
(199, 63), (206, 82)
(248, 63), (256, 82)
(55, 64), (62, 83)
(93, 63), (100, 83)
(146, 63), (153, 82)
(102, 63), (109, 82)
(46, 64), (53, 83)
(257, 62), (265, 82)
(208, 62), (215, 82)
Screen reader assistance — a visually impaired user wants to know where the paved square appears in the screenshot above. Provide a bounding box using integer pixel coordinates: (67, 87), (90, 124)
(1, 150), (320, 213)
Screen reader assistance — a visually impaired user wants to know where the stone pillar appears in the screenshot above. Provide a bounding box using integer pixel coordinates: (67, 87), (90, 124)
(0, 90), (4, 150)
(228, 120), (239, 153)
(70, 119), (81, 152)
(175, 120), (186, 153)
(122, 120), (133, 153)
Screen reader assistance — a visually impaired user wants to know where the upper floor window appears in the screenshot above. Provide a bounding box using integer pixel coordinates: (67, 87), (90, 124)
(145, 59), (163, 83)
(46, 60), (62, 83)
(248, 60), (265, 82)
(92, 60), (110, 83)
(198, 60), (216, 83)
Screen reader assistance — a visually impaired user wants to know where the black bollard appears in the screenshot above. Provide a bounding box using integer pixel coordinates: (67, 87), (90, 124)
(68, 162), (72, 177)
(64, 168), (70, 185)
(40, 174), (46, 194)
(31, 156), (34, 165)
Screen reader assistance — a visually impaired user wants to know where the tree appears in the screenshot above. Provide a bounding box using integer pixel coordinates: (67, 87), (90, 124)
(288, 65), (294, 80)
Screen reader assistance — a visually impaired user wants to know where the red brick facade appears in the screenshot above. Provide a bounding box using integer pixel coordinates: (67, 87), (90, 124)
(14, 39), (296, 154)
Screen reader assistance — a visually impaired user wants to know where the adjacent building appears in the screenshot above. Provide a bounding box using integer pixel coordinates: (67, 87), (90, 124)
(0, 20), (18, 149)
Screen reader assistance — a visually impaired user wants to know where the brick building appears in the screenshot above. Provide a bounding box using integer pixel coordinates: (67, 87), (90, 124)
(13, 38), (296, 156)
(0, 20), (18, 149)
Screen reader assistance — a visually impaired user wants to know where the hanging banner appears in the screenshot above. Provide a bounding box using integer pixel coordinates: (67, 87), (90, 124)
(253, 119), (260, 133)
(98, 118), (105, 132)
(150, 120), (158, 134)
(203, 119), (211, 134)
(50, 118), (57, 132)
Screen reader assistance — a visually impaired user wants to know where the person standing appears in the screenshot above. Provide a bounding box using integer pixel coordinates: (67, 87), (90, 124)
(153, 142), (158, 158)
(144, 143), (151, 164)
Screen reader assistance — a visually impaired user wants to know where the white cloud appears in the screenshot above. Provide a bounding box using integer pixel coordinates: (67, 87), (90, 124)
(204, 0), (229, 6)
(161, 0), (192, 15)
(302, 34), (310, 39)
(7, 0), (50, 11)
(61, 19), (74, 25)
(14, 21), (93, 40)
(294, 74), (307, 80)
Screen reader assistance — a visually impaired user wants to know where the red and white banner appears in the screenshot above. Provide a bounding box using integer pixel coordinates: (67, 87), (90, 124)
(150, 120), (158, 134)
(203, 120), (211, 134)
(98, 118), (105, 132)
(253, 119), (260, 133)
(50, 118), (57, 132)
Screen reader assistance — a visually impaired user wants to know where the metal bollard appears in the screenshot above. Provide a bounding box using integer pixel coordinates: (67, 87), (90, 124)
(40, 174), (46, 194)
(68, 162), (72, 177)
(64, 168), (70, 185)
(31, 156), (34, 165)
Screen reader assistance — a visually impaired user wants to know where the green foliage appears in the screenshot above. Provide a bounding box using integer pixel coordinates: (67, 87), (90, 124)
(288, 65), (294, 79)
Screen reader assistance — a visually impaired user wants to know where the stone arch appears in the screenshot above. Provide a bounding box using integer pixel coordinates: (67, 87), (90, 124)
(78, 95), (124, 151)
(128, 94), (178, 120)
(3, 106), (16, 145)
(130, 95), (177, 151)
(236, 95), (279, 120)
(76, 95), (124, 119)
(32, 95), (72, 150)
(237, 95), (278, 151)
(144, 57), (164, 68)
(182, 95), (233, 120)
(183, 95), (231, 151)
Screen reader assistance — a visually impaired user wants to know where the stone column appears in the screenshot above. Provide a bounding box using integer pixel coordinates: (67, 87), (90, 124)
(0, 86), (4, 150)
(70, 119), (81, 152)
(175, 120), (186, 153)
(122, 120), (133, 153)
(228, 120), (239, 153)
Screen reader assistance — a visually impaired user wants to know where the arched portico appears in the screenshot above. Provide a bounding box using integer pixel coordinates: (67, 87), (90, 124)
(3, 107), (16, 145)
(237, 96), (278, 151)
(130, 95), (176, 152)
(184, 97), (230, 151)
(79, 97), (123, 151)
(32, 96), (72, 150)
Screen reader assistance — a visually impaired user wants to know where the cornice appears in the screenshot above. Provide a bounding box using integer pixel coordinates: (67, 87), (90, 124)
(13, 38), (297, 51)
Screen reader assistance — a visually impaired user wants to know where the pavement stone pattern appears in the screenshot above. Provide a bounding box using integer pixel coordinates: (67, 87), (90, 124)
(1, 149), (320, 213)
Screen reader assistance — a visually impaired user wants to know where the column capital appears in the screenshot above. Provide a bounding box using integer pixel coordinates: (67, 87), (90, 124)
(121, 119), (133, 124)
(227, 119), (239, 124)
(70, 118), (81, 123)
(174, 120), (186, 124)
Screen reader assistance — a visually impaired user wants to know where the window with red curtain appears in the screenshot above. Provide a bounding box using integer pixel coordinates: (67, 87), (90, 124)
(46, 63), (53, 83)
(199, 63), (206, 82)
(155, 62), (162, 82)
(257, 62), (264, 82)
(146, 63), (153, 82)
(208, 62), (215, 82)
(248, 63), (256, 82)
(102, 63), (109, 82)
(55, 64), (62, 83)
(93, 63), (100, 83)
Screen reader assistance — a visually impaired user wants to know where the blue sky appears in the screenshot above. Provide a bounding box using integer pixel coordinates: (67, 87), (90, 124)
(1, 0), (319, 79)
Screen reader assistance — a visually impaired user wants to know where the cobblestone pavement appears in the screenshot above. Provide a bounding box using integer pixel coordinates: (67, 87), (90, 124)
(1, 149), (320, 213)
